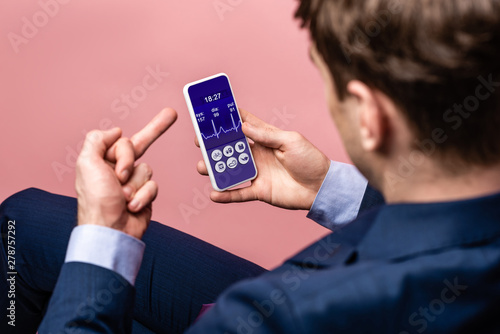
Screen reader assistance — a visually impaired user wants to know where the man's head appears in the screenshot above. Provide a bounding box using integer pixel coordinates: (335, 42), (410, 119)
(297, 0), (500, 196)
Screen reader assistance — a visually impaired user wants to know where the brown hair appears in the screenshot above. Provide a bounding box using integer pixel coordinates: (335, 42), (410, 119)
(296, 0), (500, 166)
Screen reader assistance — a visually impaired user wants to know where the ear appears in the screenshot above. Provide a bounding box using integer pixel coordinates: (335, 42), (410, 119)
(346, 80), (387, 152)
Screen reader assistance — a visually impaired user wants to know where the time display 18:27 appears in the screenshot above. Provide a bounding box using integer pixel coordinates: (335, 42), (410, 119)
(201, 89), (230, 104)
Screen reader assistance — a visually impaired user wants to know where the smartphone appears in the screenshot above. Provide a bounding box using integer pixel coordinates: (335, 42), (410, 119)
(184, 73), (258, 191)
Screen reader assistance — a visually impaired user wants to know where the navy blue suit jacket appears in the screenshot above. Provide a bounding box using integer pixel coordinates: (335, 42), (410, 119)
(39, 263), (136, 333)
(40, 187), (500, 333)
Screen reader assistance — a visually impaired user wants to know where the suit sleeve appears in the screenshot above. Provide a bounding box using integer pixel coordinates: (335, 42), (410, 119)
(38, 225), (145, 334)
(185, 277), (299, 334)
(38, 262), (136, 334)
(357, 184), (385, 215)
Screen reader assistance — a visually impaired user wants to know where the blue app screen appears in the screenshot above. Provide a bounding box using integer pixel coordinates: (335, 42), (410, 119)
(188, 75), (256, 189)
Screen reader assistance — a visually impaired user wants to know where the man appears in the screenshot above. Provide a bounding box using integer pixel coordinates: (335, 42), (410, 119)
(2, 0), (500, 333)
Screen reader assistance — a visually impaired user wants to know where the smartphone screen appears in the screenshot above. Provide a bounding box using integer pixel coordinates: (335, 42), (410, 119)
(184, 73), (257, 191)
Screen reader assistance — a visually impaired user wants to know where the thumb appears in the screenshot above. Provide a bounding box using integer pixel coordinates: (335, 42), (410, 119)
(242, 121), (287, 150)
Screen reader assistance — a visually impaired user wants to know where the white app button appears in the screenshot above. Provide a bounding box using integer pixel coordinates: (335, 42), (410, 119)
(227, 157), (238, 169)
(215, 161), (226, 173)
(235, 141), (246, 153)
(223, 145), (234, 157)
(238, 153), (250, 165)
(211, 149), (223, 161)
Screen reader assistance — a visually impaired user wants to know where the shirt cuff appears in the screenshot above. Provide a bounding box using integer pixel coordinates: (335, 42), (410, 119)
(65, 225), (145, 286)
(307, 161), (368, 231)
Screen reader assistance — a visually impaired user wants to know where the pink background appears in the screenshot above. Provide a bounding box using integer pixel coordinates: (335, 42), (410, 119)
(0, 0), (350, 269)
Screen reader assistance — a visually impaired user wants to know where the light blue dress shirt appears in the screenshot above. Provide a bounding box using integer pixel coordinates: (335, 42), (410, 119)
(307, 161), (367, 230)
(65, 224), (145, 286)
(64, 161), (367, 285)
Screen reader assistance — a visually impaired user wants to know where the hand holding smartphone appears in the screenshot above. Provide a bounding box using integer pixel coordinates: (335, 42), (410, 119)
(184, 73), (258, 191)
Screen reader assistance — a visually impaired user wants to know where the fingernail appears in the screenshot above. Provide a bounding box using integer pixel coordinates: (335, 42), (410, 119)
(129, 198), (140, 210)
(121, 170), (129, 181)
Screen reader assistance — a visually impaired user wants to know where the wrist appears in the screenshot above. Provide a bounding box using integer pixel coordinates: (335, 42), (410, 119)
(305, 159), (332, 210)
(77, 204), (126, 232)
(65, 224), (145, 285)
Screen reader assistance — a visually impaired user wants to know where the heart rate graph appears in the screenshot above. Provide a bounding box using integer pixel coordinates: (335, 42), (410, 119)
(199, 111), (246, 150)
(202, 113), (241, 140)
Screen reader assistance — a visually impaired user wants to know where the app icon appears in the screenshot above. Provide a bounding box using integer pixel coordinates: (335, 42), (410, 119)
(223, 145), (234, 157)
(235, 141), (246, 153)
(238, 153), (250, 165)
(227, 157), (238, 169)
(211, 149), (223, 161)
(215, 161), (226, 173)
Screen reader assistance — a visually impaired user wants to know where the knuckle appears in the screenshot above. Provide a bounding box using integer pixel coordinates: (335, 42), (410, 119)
(289, 131), (304, 142)
(75, 156), (85, 170)
(237, 189), (246, 201)
(115, 138), (133, 157)
(86, 130), (101, 142)
(76, 152), (92, 167)
(117, 137), (132, 147)
(139, 163), (153, 179)
(263, 126), (275, 138)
